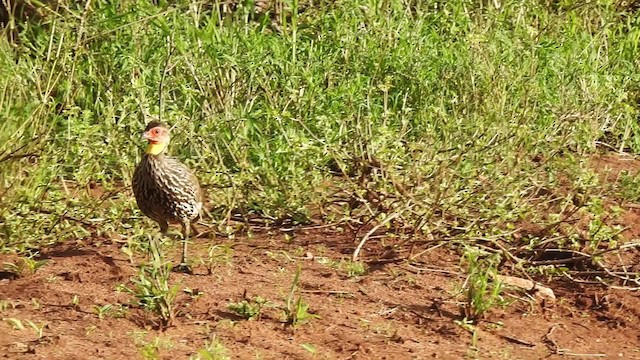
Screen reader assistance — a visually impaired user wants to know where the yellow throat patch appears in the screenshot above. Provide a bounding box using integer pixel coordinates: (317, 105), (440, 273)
(146, 142), (167, 155)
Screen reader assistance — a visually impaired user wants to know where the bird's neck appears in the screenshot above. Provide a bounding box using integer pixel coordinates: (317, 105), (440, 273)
(146, 142), (168, 156)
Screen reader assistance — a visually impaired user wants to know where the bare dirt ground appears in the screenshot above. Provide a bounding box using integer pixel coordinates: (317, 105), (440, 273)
(2, 154), (640, 359)
(1, 228), (640, 359)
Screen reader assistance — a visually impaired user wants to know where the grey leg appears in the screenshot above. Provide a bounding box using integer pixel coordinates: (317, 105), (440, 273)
(181, 220), (189, 265)
(173, 220), (193, 274)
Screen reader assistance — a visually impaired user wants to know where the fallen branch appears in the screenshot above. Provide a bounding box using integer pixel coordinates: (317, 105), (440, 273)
(353, 209), (406, 261)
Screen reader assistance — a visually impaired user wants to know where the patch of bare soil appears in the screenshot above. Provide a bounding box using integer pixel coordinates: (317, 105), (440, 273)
(590, 153), (640, 180)
(1, 227), (640, 360)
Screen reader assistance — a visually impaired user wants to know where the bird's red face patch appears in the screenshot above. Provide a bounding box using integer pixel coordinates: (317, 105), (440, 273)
(143, 126), (170, 144)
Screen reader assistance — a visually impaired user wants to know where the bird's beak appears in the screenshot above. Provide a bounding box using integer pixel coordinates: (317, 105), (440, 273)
(141, 131), (151, 140)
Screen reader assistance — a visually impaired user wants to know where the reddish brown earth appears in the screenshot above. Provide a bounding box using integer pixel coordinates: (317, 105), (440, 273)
(2, 153), (640, 359)
(1, 228), (640, 360)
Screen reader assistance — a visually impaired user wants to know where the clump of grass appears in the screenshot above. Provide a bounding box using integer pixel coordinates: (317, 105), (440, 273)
(460, 248), (504, 323)
(189, 336), (230, 360)
(3, 318), (48, 339)
(0, 0), (637, 289)
(342, 260), (366, 278)
(0, 300), (16, 313)
(283, 265), (318, 327)
(92, 303), (128, 320)
(118, 260), (180, 328)
(201, 244), (234, 275)
(131, 331), (174, 360)
(3, 256), (48, 277)
(227, 295), (270, 320)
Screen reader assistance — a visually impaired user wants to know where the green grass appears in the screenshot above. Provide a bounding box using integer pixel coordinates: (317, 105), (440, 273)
(189, 336), (230, 360)
(0, 0), (639, 278)
(283, 265), (318, 327)
(460, 247), (504, 322)
(227, 295), (270, 320)
(118, 259), (180, 328)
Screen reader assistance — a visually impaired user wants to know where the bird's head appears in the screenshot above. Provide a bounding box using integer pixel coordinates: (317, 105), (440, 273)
(142, 121), (171, 155)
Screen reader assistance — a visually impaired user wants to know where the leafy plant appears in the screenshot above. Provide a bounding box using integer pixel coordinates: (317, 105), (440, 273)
(92, 304), (127, 320)
(283, 265), (318, 327)
(189, 336), (230, 360)
(3, 257), (48, 277)
(301, 343), (317, 355)
(342, 260), (366, 278)
(460, 248), (504, 322)
(70, 295), (80, 309)
(201, 244), (234, 275)
(132, 332), (174, 360)
(4, 317), (24, 330)
(3, 318), (47, 338)
(227, 296), (270, 320)
(455, 317), (479, 357)
(118, 261), (180, 327)
(0, 300), (15, 313)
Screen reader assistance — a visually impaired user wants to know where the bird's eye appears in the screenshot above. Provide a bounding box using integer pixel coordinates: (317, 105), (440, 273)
(152, 128), (160, 135)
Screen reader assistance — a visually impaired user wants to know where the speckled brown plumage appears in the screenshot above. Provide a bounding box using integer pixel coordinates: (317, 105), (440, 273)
(132, 121), (203, 271)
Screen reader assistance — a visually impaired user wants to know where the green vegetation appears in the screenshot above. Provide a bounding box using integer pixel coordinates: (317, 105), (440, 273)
(1, 0), (640, 343)
(341, 260), (366, 278)
(319, 258), (367, 277)
(189, 336), (230, 360)
(1, 0), (638, 261)
(283, 265), (318, 327)
(92, 303), (128, 320)
(227, 295), (270, 320)
(460, 248), (504, 322)
(118, 259), (180, 327)
(3, 256), (48, 276)
(131, 331), (174, 360)
(3, 318), (47, 338)
(201, 243), (234, 275)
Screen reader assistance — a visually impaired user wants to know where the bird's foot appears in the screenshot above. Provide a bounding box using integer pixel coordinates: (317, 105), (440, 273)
(172, 263), (193, 274)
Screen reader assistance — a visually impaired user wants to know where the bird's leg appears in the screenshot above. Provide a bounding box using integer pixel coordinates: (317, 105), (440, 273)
(159, 220), (169, 236)
(181, 220), (189, 265)
(173, 220), (193, 274)
(191, 222), (201, 237)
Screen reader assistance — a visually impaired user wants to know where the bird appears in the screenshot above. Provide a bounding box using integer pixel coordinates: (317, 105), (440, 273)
(132, 121), (203, 273)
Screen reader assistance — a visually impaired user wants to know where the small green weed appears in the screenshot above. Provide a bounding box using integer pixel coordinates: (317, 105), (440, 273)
(70, 295), (80, 308)
(31, 298), (41, 310)
(319, 259), (366, 278)
(342, 260), (366, 278)
(283, 265), (318, 327)
(227, 296), (270, 320)
(3, 257), (48, 277)
(460, 248), (504, 322)
(118, 260), (180, 327)
(617, 171), (640, 201)
(0, 300), (16, 313)
(183, 287), (204, 300)
(92, 304), (127, 320)
(454, 317), (479, 356)
(4, 317), (24, 330)
(3, 318), (47, 338)
(132, 331), (174, 360)
(189, 336), (230, 360)
(201, 244), (234, 275)
(301, 343), (317, 355)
